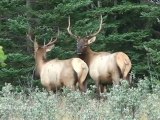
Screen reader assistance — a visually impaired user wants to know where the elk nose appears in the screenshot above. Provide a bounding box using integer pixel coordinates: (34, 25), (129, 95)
(76, 49), (82, 54)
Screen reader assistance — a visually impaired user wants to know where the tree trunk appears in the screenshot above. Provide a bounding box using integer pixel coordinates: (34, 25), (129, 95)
(114, 0), (117, 5)
(26, 0), (32, 53)
(113, 0), (118, 33)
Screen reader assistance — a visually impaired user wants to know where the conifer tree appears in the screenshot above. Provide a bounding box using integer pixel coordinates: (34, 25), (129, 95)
(0, 0), (159, 88)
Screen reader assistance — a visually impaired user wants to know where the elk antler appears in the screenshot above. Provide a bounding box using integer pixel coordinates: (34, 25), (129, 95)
(45, 38), (57, 46)
(67, 16), (79, 39)
(87, 15), (103, 38)
(45, 27), (59, 46)
(26, 32), (37, 43)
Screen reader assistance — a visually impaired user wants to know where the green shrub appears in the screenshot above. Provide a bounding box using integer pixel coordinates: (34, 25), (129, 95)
(0, 46), (7, 67)
(0, 77), (160, 120)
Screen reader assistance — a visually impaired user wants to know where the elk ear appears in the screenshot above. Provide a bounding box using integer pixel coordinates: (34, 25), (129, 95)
(46, 43), (55, 52)
(87, 36), (96, 45)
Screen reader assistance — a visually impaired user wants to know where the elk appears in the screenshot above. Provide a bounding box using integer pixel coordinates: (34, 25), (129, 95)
(27, 33), (88, 92)
(67, 15), (132, 95)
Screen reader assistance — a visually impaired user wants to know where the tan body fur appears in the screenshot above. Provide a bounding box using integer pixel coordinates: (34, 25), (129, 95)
(79, 47), (131, 94)
(39, 58), (88, 91)
(67, 15), (132, 95)
(33, 38), (88, 92)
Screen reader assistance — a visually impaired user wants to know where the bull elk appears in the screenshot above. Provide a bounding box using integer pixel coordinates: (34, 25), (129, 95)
(67, 15), (132, 95)
(27, 33), (88, 92)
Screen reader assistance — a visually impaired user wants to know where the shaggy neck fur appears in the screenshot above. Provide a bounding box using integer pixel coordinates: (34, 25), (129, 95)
(78, 46), (94, 66)
(35, 52), (46, 77)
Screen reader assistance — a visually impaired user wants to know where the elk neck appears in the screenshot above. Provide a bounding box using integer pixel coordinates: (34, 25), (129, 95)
(78, 46), (94, 66)
(35, 52), (46, 75)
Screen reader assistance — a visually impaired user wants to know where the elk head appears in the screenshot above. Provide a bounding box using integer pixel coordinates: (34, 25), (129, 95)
(34, 38), (57, 60)
(27, 30), (58, 78)
(67, 15), (103, 54)
(27, 28), (59, 59)
(27, 35), (57, 60)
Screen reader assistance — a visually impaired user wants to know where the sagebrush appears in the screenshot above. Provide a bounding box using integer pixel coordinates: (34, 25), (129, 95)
(0, 77), (160, 120)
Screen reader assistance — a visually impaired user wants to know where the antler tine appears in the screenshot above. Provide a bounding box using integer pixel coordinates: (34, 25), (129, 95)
(26, 33), (34, 43)
(26, 32), (38, 44)
(45, 28), (59, 46)
(88, 15), (103, 37)
(43, 39), (46, 46)
(45, 37), (57, 46)
(67, 16), (78, 39)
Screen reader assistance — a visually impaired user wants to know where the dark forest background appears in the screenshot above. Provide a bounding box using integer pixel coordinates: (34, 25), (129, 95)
(0, 0), (160, 89)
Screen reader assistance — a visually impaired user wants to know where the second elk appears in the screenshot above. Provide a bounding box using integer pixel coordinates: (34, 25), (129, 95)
(67, 15), (132, 95)
(27, 33), (88, 92)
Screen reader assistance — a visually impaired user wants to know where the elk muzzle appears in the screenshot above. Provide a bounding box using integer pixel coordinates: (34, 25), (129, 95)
(76, 42), (86, 54)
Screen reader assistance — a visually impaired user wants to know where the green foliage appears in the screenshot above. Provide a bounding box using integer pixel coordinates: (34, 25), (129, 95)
(0, 0), (159, 118)
(0, 77), (160, 119)
(0, 0), (160, 87)
(8, 15), (29, 34)
(0, 53), (34, 88)
(0, 46), (7, 67)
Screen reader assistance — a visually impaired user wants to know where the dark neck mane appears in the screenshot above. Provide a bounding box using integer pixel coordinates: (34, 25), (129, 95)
(35, 53), (46, 77)
(78, 46), (94, 66)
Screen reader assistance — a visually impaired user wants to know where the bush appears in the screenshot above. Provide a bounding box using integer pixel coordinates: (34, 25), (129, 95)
(0, 77), (160, 120)
(0, 46), (7, 67)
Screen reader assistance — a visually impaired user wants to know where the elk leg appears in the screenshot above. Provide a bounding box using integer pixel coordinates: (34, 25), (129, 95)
(78, 67), (88, 92)
(112, 73), (120, 85)
(79, 80), (87, 92)
(83, 80), (87, 91)
(71, 85), (76, 91)
(95, 81), (100, 98)
(126, 73), (133, 86)
(45, 85), (53, 96)
(100, 84), (106, 93)
(65, 83), (76, 91)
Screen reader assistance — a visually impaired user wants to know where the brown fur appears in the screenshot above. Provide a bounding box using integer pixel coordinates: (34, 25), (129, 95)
(67, 15), (132, 96)
(34, 41), (88, 92)
(79, 44), (132, 96)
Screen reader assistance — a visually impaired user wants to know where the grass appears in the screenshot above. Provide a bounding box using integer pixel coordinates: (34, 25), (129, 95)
(0, 78), (160, 120)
